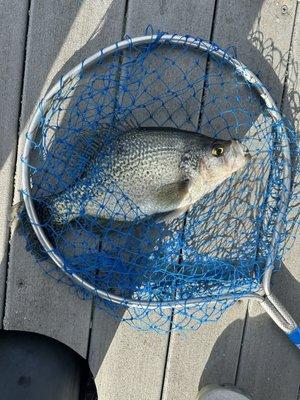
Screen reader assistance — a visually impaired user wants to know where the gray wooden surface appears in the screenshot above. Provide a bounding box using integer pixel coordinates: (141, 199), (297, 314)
(88, 2), (218, 399)
(3, 0), (127, 357)
(162, 2), (300, 400)
(0, 1), (299, 400)
(236, 4), (300, 400)
(0, 0), (29, 325)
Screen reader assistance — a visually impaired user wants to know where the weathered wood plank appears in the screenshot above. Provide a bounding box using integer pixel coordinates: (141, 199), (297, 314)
(162, 1), (298, 399)
(163, 304), (247, 400)
(89, 1), (217, 399)
(125, 0), (216, 37)
(4, 0), (126, 357)
(236, 260), (300, 400)
(0, 0), (29, 325)
(236, 3), (300, 399)
(209, 0), (297, 102)
(89, 309), (169, 400)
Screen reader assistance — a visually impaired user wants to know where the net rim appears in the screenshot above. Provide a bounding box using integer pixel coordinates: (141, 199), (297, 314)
(21, 33), (291, 309)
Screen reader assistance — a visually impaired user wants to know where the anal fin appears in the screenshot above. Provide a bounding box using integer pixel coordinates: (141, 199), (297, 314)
(154, 205), (191, 224)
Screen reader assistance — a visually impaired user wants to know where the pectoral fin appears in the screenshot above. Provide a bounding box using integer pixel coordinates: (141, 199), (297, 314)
(74, 125), (121, 162)
(152, 178), (192, 224)
(155, 179), (191, 209)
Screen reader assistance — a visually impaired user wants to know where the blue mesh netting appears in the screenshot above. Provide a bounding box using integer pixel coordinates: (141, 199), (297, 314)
(20, 30), (300, 332)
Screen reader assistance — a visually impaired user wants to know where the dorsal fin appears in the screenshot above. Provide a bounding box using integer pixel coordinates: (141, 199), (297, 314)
(113, 114), (140, 132)
(74, 124), (121, 162)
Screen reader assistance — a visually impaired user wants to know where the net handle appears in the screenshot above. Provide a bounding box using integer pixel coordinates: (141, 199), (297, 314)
(22, 34), (291, 309)
(259, 294), (299, 348)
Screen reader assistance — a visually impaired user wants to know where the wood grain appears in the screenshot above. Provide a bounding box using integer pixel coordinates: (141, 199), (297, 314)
(89, 1), (218, 399)
(162, 1), (299, 399)
(4, 0), (126, 357)
(236, 3), (300, 399)
(0, 0), (29, 325)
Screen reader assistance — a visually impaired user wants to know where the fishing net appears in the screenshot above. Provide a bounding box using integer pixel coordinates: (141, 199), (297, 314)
(20, 29), (300, 332)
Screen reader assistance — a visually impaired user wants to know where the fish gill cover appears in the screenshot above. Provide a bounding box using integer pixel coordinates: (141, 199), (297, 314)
(19, 29), (300, 332)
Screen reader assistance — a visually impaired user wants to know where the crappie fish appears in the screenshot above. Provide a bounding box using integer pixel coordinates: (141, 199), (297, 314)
(36, 126), (250, 226)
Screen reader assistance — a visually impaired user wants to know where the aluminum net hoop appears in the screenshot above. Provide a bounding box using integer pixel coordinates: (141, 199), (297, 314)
(22, 34), (291, 310)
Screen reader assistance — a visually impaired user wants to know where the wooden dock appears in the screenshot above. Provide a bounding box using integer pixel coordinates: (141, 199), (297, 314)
(0, 1), (299, 399)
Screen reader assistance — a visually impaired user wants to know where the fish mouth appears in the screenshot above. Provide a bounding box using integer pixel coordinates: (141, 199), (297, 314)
(245, 151), (252, 161)
(242, 144), (252, 161)
(232, 140), (251, 161)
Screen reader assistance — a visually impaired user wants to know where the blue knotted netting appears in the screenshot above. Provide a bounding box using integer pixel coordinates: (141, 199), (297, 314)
(20, 29), (300, 332)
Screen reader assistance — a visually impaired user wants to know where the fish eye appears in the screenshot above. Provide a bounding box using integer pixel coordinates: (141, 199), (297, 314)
(212, 145), (224, 157)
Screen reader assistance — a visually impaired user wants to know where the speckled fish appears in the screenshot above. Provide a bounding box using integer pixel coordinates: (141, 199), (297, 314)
(39, 125), (250, 226)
